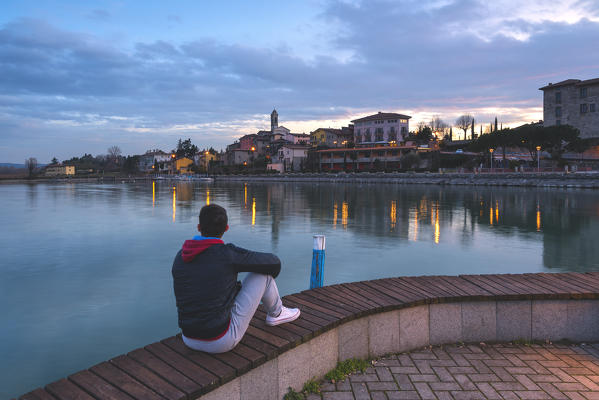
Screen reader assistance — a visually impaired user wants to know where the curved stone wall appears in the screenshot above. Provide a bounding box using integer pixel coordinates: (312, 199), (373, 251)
(201, 298), (599, 400)
(18, 272), (599, 400)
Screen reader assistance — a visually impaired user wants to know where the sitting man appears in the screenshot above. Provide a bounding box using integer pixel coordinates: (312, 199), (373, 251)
(172, 203), (300, 353)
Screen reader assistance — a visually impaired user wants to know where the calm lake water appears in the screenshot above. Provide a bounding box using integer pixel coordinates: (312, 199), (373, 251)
(1, 180), (599, 397)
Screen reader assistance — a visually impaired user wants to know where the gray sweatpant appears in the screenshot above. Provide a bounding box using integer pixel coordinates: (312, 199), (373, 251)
(182, 272), (283, 353)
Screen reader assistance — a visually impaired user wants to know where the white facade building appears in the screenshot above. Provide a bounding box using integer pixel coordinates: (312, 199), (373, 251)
(277, 145), (309, 171)
(352, 112), (411, 145)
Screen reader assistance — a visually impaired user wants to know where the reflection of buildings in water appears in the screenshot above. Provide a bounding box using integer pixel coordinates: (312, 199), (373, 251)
(175, 183), (193, 202)
(206, 190), (210, 205)
(543, 219), (599, 270)
(333, 203), (338, 228)
(172, 186), (176, 222)
(216, 183), (599, 271)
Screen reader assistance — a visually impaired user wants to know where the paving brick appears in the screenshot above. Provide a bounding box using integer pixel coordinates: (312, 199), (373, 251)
(475, 382), (501, 399)
(537, 382), (569, 400)
(393, 373), (414, 390)
(375, 367), (393, 382)
(432, 366), (455, 382)
(429, 381), (461, 391)
(323, 392), (355, 400)
(349, 374), (379, 383)
(450, 390), (485, 399)
(409, 374), (438, 382)
(350, 382), (370, 400)
(389, 366), (419, 374)
(434, 392), (454, 400)
(413, 382), (436, 399)
(386, 391), (420, 399)
(321, 343), (599, 400)
(513, 390), (553, 399)
(366, 381), (398, 391)
(454, 374), (477, 391)
(336, 379), (351, 391)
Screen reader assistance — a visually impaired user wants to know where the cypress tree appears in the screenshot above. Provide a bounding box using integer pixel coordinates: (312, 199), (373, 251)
(494, 117), (498, 132)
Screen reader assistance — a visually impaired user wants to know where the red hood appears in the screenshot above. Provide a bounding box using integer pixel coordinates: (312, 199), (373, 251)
(181, 239), (224, 262)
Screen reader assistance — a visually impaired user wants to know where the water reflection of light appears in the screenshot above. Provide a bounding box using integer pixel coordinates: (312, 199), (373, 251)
(537, 205), (541, 231)
(244, 184), (247, 208)
(489, 207), (494, 225)
(390, 201), (396, 230)
(333, 203), (338, 228)
(434, 204), (440, 244)
(152, 181), (155, 207)
(495, 201), (499, 222)
(411, 208), (419, 241)
(342, 202), (348, 228)
(172, 186), (176, 222)
(206, 190), (210, 205)
(252, 197), (256, 226)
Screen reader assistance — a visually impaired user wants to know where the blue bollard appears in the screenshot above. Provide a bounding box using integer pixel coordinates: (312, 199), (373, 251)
(310, 235), (326, 289)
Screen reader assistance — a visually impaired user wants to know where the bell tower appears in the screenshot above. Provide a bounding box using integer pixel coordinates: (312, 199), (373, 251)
(270, 109), (278, 132)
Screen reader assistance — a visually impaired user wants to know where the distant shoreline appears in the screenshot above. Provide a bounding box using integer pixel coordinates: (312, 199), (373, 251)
(214, 172), (599, 189)
(1, 172), (597, 188)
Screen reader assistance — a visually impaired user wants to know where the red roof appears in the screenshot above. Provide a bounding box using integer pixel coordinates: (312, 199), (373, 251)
(351, 112), (411, 123)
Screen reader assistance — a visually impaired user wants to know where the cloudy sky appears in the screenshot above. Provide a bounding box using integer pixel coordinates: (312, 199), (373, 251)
(1, 0), (598, 163)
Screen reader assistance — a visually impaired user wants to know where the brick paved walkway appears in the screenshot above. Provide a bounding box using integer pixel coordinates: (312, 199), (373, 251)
(306, 343), (599, 400)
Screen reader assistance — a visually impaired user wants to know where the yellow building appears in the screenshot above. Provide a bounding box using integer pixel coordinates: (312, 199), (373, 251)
(44, 165), (75, 176)
(175, 157), (194, 174)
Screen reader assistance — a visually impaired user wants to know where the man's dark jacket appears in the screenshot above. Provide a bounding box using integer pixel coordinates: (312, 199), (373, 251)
(172, 239), (281, 339)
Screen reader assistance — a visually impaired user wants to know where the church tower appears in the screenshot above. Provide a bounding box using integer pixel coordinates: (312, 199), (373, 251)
(270, 109), (278, 132)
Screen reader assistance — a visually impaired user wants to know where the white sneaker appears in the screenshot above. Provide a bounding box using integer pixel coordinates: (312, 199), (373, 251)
(266, 306), (300, 326)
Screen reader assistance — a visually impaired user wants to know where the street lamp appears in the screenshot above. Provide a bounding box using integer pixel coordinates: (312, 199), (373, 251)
(489, 148), (494, 172)
(536, 146), (541, 172)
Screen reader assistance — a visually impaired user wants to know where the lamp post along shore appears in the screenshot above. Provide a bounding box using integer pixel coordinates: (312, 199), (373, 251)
(489, 148), (494, 173)
(310, 235), (326, 289)
(536, 146), (541, 172)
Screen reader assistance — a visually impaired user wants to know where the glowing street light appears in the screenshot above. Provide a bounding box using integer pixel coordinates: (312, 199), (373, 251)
(489, 148), (494, 172)
(536, 146), (541, 171)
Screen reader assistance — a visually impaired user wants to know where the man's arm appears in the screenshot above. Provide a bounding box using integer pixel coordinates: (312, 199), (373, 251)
(228, 244), (281, 278)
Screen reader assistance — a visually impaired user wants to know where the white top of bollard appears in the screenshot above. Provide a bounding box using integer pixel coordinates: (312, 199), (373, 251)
(313, 235), (326, 250)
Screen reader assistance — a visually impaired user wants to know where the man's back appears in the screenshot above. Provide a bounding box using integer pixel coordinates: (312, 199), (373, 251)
(172, 242), (280, 339)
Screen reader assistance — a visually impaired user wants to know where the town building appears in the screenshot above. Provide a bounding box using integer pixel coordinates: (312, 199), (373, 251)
(310, 126), (354, 148)
(317, 144), (434, 171)
(174, 157), (194, 174)
(277, 144), (309, 171)
(138, 150), (172, 172)
(352, 112), (411, 146)
(540, 78), (599, 139)
(44, 164), (75, 176)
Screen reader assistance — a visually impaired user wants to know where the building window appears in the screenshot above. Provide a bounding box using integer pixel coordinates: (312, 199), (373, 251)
(400, 119), (408, 123)
(591, 104), (596, 112)
(555, 92), (561, 104)
(556, 119), (561, 126)
(375, 128), (383, 142)
(401, 127), (407, 135)
(388, 132), (397, 142)
(580, 87), (588, 98)
(555, 107), (561, 118)
(581, 103), (588, 113)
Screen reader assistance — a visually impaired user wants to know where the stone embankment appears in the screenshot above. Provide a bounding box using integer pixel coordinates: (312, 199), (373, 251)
(215, 172), (599, 189)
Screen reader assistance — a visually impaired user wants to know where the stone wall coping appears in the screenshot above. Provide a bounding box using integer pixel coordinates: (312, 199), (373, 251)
(17, 272), (599, 400)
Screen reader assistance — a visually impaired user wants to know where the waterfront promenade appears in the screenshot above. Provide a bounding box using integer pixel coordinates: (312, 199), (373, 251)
(316, 343), (599, 400)
(214, 172), (599, 189)
(17, 272), (599, 400)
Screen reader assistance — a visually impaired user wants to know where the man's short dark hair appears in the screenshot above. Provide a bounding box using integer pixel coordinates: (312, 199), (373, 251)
(199, 204), (228, 237)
